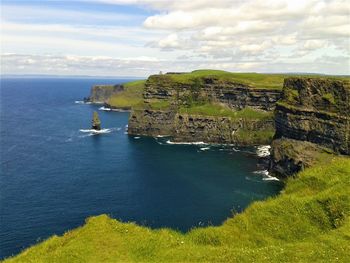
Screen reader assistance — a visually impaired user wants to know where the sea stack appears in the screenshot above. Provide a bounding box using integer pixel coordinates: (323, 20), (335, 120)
(92, 111), (101, 130)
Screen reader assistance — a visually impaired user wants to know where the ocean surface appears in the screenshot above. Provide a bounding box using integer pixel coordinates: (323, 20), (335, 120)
(0, 77), (283, 259)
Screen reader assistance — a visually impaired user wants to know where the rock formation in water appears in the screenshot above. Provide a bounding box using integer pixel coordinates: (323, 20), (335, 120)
(92, 111), (101, 130)
(270, 77), (350, 176)
(86, 84), (124, 104)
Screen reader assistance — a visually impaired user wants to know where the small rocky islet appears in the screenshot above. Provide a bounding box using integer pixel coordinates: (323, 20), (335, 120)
(91, 111), (101, 131)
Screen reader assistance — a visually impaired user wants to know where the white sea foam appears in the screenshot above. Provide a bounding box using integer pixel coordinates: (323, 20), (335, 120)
(256, 145), (271, 157)
(99, 106), (111, 111)
(253, 169), (280, 181)
(200, 147), (210, 151)
(75, 100), (91, 104)
(263, 175), (280, 181)
(253, 170), (269, 176)
(134, 137), (141, 139)
(156, 135), (169, 138)
(79, 128), (112, 135)
(166, 140), (206, 145)
(80, 128), (111, 133)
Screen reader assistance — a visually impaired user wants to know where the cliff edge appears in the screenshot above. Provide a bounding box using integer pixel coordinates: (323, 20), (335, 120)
(270, 77), (350, 176)
(86, 84), (124, 104)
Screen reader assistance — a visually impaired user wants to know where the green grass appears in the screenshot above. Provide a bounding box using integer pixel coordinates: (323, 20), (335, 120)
(179, 103), (274, 120)
(133, 99), (172, 111)
(150, 70), (349, 90)
(107, 80), (146, 109)
(234, 128), (275, 145)
(322, 93), (336, 104)
(5, 157), (350, 262)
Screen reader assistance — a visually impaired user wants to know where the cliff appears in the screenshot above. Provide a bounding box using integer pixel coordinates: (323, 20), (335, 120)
(129, 109), (275, 145)
(270, 77), (350, 176)
(144, 74), (281, 111)
(87, 84), (124, 104)
(127, 71), (283, 145)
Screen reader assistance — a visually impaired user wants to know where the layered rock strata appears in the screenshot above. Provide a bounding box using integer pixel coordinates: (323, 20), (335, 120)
(271, 78), (349, 176)
(144, 75), (281, 111)
(128, 109), (274, 145)
(86, 84), (124, 104)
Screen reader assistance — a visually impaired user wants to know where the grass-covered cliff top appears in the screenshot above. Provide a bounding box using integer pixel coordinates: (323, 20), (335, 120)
(107, 80), (145, 109)
(276, 77), (350, 115)
(179, 103), (273, 120)
(5, 157), (350, 262)
(148, 70), (349, 90)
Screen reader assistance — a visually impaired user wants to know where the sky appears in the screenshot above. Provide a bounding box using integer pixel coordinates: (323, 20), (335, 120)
(1, 0), (349, 76)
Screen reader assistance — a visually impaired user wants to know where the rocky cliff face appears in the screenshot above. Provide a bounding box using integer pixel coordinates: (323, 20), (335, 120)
(275, 78), (349, 154)
(129, 109), (274, 145)
(144, 75), (281, 111)
(270, 77), (350, 176)
(87, 84), (124, 103)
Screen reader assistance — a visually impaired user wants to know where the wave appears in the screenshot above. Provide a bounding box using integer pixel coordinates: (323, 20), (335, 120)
(253, 169), (280, 181)
(263, 175), (280, 181)
(99, 106), (111, 111)
(79, 127), (121, 136)
(256, 145), (271, 157)
(166, 140), (207, 145)
(134, 137), (141, 139)
(75, 100), (91, 104)
(156, 135), (170, 138)
(199, 147), (210, 151)
(80, 128), (112, 134)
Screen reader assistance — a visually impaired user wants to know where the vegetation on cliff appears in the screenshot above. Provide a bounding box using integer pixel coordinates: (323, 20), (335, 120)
(147, 70), (349, 90)
(107, 80), (146, 109)
(273, 78), (350, 156)
(88, 84), (124, 103)
(91, 111), (101, 130)
(154, 70), (286, 89)
(5, 157), (350, 262)
(179, 103), (273, 120)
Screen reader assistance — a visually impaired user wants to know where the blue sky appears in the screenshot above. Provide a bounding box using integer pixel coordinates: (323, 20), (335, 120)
(1, 0), (349, 76)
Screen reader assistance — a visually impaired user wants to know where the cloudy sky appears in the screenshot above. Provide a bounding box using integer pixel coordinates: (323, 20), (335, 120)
(1, 0), (349, 76)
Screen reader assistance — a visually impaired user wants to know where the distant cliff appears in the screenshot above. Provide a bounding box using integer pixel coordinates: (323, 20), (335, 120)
(144, 74), (281, 111)
(129, 109), (274, 145)
(270, 78), (350, 176)
(128, 71), (281, 145)
(87, 84), (124, 104)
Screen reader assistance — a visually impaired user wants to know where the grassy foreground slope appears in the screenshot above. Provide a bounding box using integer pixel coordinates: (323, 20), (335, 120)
(5, 157), (350, 262)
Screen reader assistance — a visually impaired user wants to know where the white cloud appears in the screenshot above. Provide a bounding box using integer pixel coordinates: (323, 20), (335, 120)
(2, 53), (349, 76)
(2, 0), (349, 75)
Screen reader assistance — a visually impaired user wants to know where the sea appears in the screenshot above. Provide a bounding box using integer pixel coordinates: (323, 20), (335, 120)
(0, 77), (283, 259)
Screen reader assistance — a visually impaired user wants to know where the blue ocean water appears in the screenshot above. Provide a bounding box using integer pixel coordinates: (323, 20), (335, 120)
(0, 78), (282, 259)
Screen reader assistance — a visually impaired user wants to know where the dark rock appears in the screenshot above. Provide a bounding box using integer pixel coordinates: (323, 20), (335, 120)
(92, 111), (101, 130)
(128, 109), (275, 145)
(87, 84), (124, 104)
(274, 78), (350, 155)
(143, 75), (282, 111)
(270, 77), (349, 177)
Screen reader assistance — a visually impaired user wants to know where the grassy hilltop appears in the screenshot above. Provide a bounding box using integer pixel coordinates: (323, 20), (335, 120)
(107, 70), (349, 110)
(4, 157), (350, 262)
